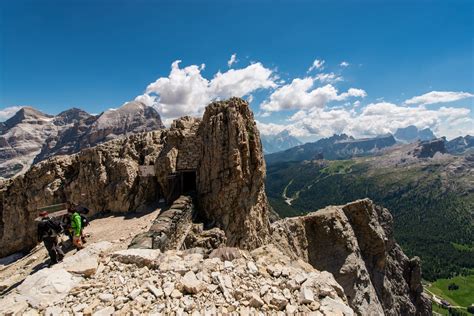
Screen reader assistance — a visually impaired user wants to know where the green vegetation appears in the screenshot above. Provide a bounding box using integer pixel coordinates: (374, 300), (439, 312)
(266, 157), (474, 281)
(428, 275), (474, 308)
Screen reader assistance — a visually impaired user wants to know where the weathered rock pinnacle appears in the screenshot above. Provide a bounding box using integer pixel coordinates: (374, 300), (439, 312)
(197, 98), (271, 249)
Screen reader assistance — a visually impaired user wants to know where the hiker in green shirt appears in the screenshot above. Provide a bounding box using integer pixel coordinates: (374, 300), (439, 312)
(67, 202), (84, 250)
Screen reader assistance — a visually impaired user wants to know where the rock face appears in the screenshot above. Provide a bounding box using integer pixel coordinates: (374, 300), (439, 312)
(271, 199), (431, 315)
(0, 131), (164, 257)
(411, 138), (446, 158)
(0, 98), (270, 256)
(197, 99), (271, 249)
(445, 135), (474, 154)
(0, 107), (57, 178)
(0, 102), (165, 179)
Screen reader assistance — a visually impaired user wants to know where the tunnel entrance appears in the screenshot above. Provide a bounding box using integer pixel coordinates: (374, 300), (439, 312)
(167, 170), (197, 203)
(182, 171), (197, 193)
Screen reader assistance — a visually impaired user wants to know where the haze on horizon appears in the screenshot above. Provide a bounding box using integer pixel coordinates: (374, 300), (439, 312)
(1, 0), (473, 141)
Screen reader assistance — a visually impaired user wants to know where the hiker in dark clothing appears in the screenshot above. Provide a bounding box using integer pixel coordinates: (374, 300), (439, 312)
(37, 211), (65, 266)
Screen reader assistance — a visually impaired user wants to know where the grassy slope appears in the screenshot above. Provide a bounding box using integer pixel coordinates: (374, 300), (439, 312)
(427, 275), (474, 308)
(266, 157), (474, 281)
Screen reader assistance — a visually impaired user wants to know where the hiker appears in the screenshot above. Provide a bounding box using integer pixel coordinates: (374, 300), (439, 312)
(66, 202), (85, 250)
(37, 211), (65, 266)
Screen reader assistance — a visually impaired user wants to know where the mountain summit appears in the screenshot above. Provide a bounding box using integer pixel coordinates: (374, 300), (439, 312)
(394, 125), (435, 143)
(0, 102), (165, 178)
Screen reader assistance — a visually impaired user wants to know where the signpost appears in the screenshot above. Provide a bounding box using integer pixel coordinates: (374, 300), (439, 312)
(139, 165), (156, 177)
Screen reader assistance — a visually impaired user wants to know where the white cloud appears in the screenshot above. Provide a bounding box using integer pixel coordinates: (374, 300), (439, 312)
(140, 60), (277, 120)
(0, 106), (23, 121)
(227, 53), (238, 68)
(260, 78), (366, 112)
(256, 120), (308, 138)
(340, 61), (349, 67)
(315, 72), (343, 83)
(262, 102), (474, 140)
(308, 59), (325, 72)
(405, 91), (474, 106)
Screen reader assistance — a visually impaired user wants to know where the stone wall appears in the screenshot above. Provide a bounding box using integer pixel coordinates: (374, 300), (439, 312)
(130, 195), (194, 251)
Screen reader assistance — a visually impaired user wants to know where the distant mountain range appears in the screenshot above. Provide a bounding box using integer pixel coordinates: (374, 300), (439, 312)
(394, 125), (435, 143)
(265, 133), (397, 164)
(266, 139), (474, 281)
(265, 125), (472, 165)
(261, 130), (302, 154)
(0, 102), (164, 178)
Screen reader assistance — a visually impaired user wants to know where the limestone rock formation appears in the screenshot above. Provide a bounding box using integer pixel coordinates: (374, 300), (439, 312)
(34, 101), (165, 163)
(271, 199), (431, 315)
(0, 101), (165, 179)
(0, 107), (57, 178)
(0, 131), (164, 257)
(411, 138), (446, 158)
(197, 98), (271, 249)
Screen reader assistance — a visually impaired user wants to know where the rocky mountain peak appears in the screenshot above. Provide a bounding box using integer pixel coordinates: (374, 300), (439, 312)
(395, 125), (435, 143)
(54, 108), (92, 126)
(92, 101), (163, 132)
(2, 107), (52, 130)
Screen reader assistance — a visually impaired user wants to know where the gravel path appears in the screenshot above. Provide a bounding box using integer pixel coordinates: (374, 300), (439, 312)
(0, 208), (161, 295)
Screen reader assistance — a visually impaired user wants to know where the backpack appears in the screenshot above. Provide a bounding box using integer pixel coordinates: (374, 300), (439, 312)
(76, 206), (90, 215)
(80, 214), (89, 227)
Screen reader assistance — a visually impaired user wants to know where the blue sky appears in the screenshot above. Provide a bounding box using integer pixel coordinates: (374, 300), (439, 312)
(1, 0), (473, 140)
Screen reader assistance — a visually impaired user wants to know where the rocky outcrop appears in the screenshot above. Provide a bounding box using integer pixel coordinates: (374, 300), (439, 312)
(411, 138), (446, 158)
(271, 199), (431, 315)
(0, 131), (164, 257)
(197, 98), (271, 249)
(0, 98), (271, 256)
(445, 135), (474, 154)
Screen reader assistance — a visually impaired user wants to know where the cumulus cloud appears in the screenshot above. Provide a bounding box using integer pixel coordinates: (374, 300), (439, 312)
(340, 61), (349, 67)
(260, 78), (366, 112)
(260, 102), (474, 140)
(405, 91), (474, 106)
(0, 106), (23, 121)
(139, 60), (277, 121)
(227, 53), (238, 68)
(256, 120), (308, 138)
(315, 72), (343, 83)
(308, 59), (325, 72)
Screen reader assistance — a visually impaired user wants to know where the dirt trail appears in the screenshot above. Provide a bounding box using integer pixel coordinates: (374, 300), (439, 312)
(0, 208), (161, 296)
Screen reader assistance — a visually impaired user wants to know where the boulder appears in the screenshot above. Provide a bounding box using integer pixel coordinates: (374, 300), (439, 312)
(112, 249), (161, 268)
(181, 271), (202, 294)
(17, 268), (81, 308)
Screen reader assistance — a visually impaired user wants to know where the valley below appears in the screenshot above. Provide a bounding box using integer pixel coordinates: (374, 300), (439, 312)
(266, 144), (474, 311)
